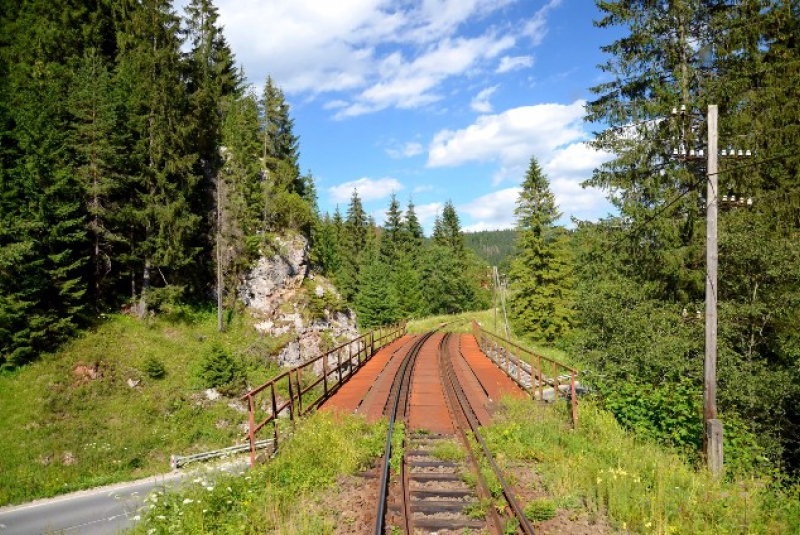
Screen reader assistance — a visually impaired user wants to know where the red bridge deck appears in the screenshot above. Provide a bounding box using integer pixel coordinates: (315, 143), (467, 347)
(320, 333), (526, 429)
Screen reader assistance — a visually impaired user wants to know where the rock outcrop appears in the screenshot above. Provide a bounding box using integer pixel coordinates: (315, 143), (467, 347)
(238, 233), (358, 367)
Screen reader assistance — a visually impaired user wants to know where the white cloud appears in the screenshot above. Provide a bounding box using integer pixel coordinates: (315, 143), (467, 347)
(215, 1), (516, 96)
(496, 55), (533, 74)
(336, 35), (514, 117)
(413, 184), (435, 194)
(323, 100), (349, 110)
(428, 101), (587, 169)
(428, 100), (615, 225)
(387, 142), (424, 159)
(460, 188), (520, 231)
(328, 177), (403, 203)
(523, 0), (563, 45)
(414, 202), (444, 223)
(470, 85), (499, 113)
(208, 0), (561, 117)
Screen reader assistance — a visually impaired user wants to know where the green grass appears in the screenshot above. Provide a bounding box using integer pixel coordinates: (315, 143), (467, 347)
(483, 398), (800, 534)
(431, 440), (466, 463)
(129, 411), (387, 534)
(0, 309), (286, 506)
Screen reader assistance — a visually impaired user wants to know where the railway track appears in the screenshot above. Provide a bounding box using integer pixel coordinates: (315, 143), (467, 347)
(375, 332), (535, 535)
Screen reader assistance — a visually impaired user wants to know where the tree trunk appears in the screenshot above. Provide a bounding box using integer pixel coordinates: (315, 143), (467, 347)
(139, 258), (150, 319)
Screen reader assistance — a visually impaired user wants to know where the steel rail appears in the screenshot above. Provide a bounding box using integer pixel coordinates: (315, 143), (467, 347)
(440, 333), (536, 535)
(374, 332), (435, 535)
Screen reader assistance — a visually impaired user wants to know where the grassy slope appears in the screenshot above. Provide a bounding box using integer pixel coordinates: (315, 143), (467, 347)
(130, 411), (389, 535)
(485, 398), (800, 534)
(0, 310), (281, 506)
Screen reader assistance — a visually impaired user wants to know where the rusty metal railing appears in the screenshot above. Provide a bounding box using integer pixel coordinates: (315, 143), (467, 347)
(471, 320), (578, 428)
(241, 321), (407, 466)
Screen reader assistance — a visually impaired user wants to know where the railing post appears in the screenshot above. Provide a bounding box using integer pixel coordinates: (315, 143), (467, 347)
(296, 369), (303, 415)
(570, 369), (578, 429)
(247, 394), (256, 467)
(323, 352), (329, 398)
(537, 355), (544, 401)
(271, 383), (279, 449)
(337, 348), (342, 386)
(287, 374), (295, 421)
(553, 361), (559, 404)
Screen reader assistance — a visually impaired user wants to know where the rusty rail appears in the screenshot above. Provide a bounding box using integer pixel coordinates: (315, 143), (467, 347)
(472, 320), (578, 428)
(241, 321), (407, 466)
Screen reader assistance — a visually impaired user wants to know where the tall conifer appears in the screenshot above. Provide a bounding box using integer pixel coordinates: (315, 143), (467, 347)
(508, 157), (573, 342)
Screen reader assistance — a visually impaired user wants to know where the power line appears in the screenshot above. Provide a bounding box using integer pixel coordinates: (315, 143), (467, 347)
(605, 149), (797, 250)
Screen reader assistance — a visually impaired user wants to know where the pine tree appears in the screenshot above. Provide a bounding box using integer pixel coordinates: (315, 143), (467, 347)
(184, 0), (240, 330)
(403, 198), (424, 253)
(380, 193), (403, 264)
(68, 48), (124, 309)
(115, 0), (201, 317)
(508, 157), (574, 342)
(0, 0), (97, 365)
(392, 250), (423, 318)
(354, 250), (400, 328)
(420, 244), (474, 315)
(435, 200), (465, 254)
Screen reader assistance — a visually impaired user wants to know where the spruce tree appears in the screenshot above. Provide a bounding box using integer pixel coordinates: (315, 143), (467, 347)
(115, 0), (200, 317)
(354, 247), (400, 328)
(508, 156), (574, 342)
(336, 190), (368, 302)
(435, 200), (465, 254)
(69, 48), (124, 309)
(403, 199), (424, 253)
(380, 193), (403, 264)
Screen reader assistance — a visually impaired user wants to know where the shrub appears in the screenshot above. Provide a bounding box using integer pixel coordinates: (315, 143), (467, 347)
(141, 356), (166, 379)
(196, 342), (244, 396)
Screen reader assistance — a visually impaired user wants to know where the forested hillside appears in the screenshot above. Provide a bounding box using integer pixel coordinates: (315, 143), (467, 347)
(314, 195), (490, 328)
(0, 0), (490, 368)
(463, 229), (516, 272)
(0, 0), (317, 368)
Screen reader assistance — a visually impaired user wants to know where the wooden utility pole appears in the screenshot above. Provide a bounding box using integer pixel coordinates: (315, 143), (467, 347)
(492, 266), (498, 332)
(704, 104), (723, 475)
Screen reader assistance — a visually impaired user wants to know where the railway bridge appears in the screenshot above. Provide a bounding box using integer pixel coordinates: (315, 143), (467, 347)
(242, 321), (578, 534)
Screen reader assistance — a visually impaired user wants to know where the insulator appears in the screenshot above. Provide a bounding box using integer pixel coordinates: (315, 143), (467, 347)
(699, 149), (704, 157)
(680, 104), (686, 112)
(672, 107), (678, 115)
(673, 148), (678, 156)
(721, 149), (727, 156)
(738, 149), (744, 156)
(689, 149), (696, 157)
(745, 150), (752, 157)
(747, 197), (753, 206)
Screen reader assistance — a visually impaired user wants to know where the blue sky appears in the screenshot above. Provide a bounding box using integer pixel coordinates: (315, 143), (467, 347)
(203, 0), (624, 233)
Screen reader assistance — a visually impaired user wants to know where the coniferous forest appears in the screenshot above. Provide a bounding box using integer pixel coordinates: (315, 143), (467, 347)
(0, 0), (488, 368)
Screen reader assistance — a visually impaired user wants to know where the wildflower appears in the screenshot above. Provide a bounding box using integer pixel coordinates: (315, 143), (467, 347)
(182, 498), (194, 504)
(597, 477), (602, 484)
(645, 521), (652, 528)
(206, 486), (214, 491)
(623, 522), (627, 530)
(157, 515), (166, 521)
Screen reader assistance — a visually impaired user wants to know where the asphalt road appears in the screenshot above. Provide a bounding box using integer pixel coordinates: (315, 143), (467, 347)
(0, 462), (247, 535)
